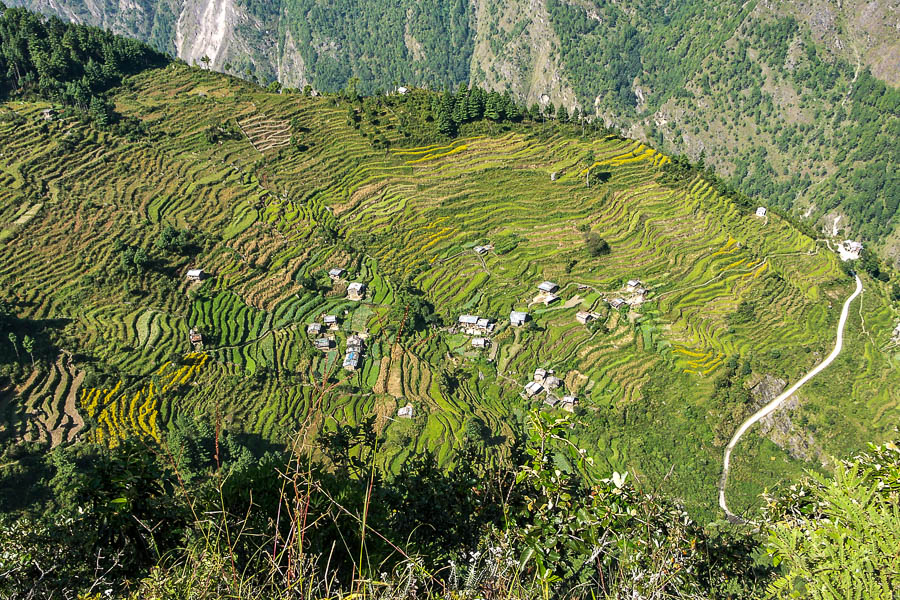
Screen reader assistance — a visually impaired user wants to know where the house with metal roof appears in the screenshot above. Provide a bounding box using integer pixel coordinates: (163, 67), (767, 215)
(510, 311), (529, 326)
(524, 381), (544, 398)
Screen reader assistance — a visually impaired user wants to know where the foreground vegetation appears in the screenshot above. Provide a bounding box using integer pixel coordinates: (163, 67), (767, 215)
(3, 412), (898, 599)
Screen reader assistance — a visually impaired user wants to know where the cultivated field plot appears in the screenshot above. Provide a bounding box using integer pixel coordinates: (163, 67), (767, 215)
(1, 64), (897, 515)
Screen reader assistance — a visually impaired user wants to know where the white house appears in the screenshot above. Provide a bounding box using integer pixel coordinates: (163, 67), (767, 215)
(576, 311), (599, 324)
(561, 396), (578, 412)
(544, 376), (562, 390)
(314, 337), (335, 351)
(510, 311), (529, 326)
(476, 318), (495, 332)
(756, 207), (767, 217)
(342, 350), (361, 371)
(538, 281), (559, 293)
(328, 267), (346, 279)
(609, 298), (626, 309)
(307, 323), (322, 335)
(626, 279), (642, 292)
(347, 282), (366, 301)
(397, 86), (409, 95)
(186, 268), (205, 282)
(534, 368), (547, 382)
(471, 337), (489, 348)
(347, 335), (364, 352)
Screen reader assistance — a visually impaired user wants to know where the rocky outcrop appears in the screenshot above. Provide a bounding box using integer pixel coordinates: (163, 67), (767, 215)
(468, 0), (578, 110)
(750, 375), (825, 465)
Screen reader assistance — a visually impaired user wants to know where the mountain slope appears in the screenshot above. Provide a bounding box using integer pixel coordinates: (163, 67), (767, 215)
(9, 0), (899, 264)
(2, 46), (899, 517)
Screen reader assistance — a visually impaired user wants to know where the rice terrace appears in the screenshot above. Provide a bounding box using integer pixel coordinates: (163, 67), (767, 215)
(1, 62), (899, 519)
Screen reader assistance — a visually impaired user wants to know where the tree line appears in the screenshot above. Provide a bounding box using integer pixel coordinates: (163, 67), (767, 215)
(0, 3), (167, 117)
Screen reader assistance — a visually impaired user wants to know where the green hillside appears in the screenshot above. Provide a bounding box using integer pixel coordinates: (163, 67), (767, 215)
(2, 52), (899, 522)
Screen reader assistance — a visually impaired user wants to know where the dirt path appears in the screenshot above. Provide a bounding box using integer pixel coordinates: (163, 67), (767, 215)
(717, 274), (863, 522)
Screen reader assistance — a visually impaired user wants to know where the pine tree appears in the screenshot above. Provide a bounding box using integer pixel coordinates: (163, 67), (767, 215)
(484, 92), (501, 121)
(452, 86), (468, 125)
(8, 332), (18, 360)
(466, 87), (484, 121)
(89, 95), (109, 126)
(22, 334), (34, 367)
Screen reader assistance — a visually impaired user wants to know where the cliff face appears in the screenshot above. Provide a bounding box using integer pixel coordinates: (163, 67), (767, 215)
(13, 1), (895, 102)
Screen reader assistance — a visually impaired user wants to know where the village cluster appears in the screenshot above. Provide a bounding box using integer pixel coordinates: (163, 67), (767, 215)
(450, 279), (653, 411)
(307, 267), (368, 371)
(179, 265), (659, 417)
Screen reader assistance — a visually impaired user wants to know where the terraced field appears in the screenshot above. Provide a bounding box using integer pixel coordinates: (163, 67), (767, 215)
(1, 64), (898, 516)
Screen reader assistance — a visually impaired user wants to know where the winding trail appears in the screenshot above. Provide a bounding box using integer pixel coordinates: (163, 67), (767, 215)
(717, 274), (863, 521)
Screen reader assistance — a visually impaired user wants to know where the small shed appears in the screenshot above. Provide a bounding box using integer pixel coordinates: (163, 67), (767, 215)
(307, 323), (323, 335)
(186, 269), (205, 282)
(328, 267), (346, 279)
(561, 396), (578, 412)
(534, 368), (547, 381)
(626, 279), (642, 291)
(189, 328), (203, 345)
(347, 282), (366, 301)
(544, 376), (562, 390)
(544, 395), (559, 407)
(471, 337), (488, 348)
(41, 108), (57, 121)
(576, 311), (598, 324)
(398, 403), (414, 418)
(609, 298), (626, 309)
(323, 315), (339, 327)
(459, 315), (479, 326)
(314, 337), (335, 351)
(538, 281), (559, 293)
(397, 86), (409, 95)
(510, 311), (529, 326)
(756, 207), (767, 217)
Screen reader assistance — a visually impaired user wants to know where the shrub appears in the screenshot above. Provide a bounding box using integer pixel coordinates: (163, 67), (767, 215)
(762, 441), (900, 599)
(585, 232), (610, 256)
